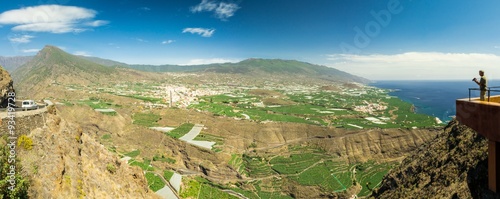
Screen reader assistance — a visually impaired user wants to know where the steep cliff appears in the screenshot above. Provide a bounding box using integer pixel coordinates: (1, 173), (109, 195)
(372, 119), (499, 198)
(0, 65), (14, 108)
(18, 107), (160, 198)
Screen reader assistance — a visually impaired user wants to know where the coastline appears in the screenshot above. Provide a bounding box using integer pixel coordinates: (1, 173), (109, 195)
(369, 80), (488, 124)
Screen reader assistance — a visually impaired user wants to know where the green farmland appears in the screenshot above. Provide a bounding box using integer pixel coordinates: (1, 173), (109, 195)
(221, 146), (395, 197)
(189, 87), (443, 129)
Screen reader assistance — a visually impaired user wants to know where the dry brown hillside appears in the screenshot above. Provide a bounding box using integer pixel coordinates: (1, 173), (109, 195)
(18, 107), (160, 198)
(372, 119), (499, 199)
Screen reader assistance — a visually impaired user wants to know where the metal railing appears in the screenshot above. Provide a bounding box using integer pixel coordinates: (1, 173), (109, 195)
(468, 86), (500, 101)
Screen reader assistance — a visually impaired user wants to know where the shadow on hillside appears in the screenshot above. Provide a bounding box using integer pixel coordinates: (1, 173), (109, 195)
(468, 159), (500, 199)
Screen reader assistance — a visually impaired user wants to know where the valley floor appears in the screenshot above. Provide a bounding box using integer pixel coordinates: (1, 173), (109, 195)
(10, 72), (443, 198)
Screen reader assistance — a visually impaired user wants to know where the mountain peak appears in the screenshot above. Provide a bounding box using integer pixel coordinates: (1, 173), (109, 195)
(39, 45), (63, 53)
(13, 44), (115, 90)
(42, 45), (60, 50)
(37, 45), (65, 56)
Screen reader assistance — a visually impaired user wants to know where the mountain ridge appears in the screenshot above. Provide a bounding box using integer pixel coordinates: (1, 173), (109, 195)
(9, 46), (369, 85)
(203, 58), (370, 83)
(125, 58), (370, 83)
(0, 55), (33, 73)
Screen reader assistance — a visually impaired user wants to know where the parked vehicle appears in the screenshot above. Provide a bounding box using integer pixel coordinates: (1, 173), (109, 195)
(21, 100), (38, 110)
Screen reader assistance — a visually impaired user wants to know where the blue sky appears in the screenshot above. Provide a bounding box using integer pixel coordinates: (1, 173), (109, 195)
(1, 0), (500, 80)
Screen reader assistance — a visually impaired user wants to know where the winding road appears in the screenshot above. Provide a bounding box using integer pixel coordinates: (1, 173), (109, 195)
(0, 104), (49, 119)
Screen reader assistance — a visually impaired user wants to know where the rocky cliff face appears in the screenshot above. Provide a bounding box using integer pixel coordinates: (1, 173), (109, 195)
(372, 119), (498, 198)
(19, 107), (160, 198)
(0, 65), (14, 108)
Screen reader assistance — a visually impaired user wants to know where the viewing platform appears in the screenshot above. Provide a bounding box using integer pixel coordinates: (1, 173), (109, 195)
(456, 93), (500, 193)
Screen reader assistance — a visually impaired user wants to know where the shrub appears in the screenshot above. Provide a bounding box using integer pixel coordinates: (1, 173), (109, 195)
(106, 163), (116, 174)
(17, 135), (33, 150)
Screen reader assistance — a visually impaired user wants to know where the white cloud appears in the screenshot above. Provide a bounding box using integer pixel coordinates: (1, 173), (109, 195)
(191, 0), (240, 20)
(21, 48), (40, 53)
(181, 58), (239, 65)
(495, 46), (500, 49)
(327, 52), (500, 80)
(12, 22), (85, 33)
(191, 0), (217, 12)
(0, 5), (108, 33)
(162, 40), (175, 44)
(140, 7), (151, 11)
(215, 2), (240, 19)
(182, 28), (215, 37)
(9, 35), (34, 43)
(85, 20), (109, 27)
(73, 51), (91, 57)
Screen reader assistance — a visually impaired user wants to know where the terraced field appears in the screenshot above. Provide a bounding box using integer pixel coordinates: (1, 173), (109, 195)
(228, 154), (245, 174)
(232, 146), (397, 197)
(243, 154), (277, 178)
(355, 161), (394, 197)
(270, 153), (325, 174)
(82, 83), (430, 197)
(290, 160), (352, 192)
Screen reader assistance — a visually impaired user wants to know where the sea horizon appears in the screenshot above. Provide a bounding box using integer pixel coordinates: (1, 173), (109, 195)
(370, 80), (500, 124)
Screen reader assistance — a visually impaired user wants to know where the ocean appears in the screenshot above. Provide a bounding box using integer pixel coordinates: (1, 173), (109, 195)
(370, 80), (500, 123)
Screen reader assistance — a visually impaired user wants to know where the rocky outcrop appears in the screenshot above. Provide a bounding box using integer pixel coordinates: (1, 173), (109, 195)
(19, 107), (160, 198)
(372, 119), (498, 198)
(0, 65), (14, 108)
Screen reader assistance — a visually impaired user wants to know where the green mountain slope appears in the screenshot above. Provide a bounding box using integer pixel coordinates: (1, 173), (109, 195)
(203, 58), (370, 83)
(78, 56), (128, 68)
(123, 58), (370, 83)
(127, 64), (209, 73)
(13, 45), (116, 89)
(15, 46), (369, 85)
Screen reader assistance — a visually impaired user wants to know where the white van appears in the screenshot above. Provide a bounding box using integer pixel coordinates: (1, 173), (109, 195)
(22, 100), (38, 110)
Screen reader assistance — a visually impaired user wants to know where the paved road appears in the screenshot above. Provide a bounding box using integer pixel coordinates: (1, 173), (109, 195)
(43, 100), (53, 106)
(0, 105), (48, 119)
